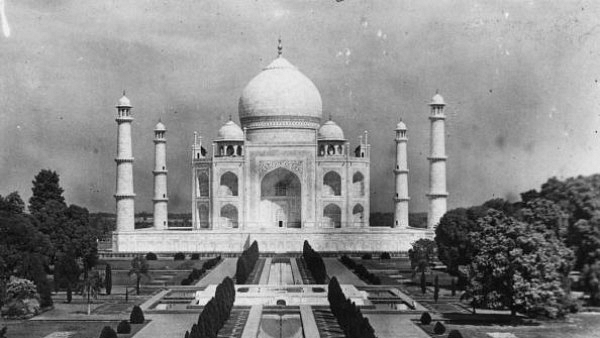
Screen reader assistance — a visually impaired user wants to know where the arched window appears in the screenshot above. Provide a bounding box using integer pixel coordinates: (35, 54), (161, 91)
(236, 146), (243, 156)
(226, 145), (235, 156)
(323, 204), (342, 228)
(198, 204), (209, 229)
(219, 172), (238, 196)
(352, 172), (365, 197)
(353, 204), (364, 225)
(198, 172), (209, 197)
(220, 204), (238, 228)
(323, 171), (341, 196)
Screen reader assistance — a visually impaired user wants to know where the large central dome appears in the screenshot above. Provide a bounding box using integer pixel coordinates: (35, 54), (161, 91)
(238, 56), (322, 130)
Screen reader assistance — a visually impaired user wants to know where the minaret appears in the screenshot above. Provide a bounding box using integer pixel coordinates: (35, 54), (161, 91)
(393, 120), (409, 228)
(153, 120), (168, 229)
(115, 92), (135, 232)
(427, 92), (448, 228)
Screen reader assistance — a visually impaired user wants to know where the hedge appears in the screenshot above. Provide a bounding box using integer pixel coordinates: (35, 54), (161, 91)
(235, 242), (259, 284)
(327, 277), (377, 338)
(116, 320), (131, 334)
(303, 241), (327, 284)
(185, 277), (236, 338)
(340, 255), (381, 285)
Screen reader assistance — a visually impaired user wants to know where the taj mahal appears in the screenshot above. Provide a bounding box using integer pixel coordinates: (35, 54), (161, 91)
(111, 42), (448, 253)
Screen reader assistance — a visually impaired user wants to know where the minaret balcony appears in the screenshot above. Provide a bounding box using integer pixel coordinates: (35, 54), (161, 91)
(115, 158), (134, 163)
(114, 193), (136, 199)
(393, 168), (409, 174)
(427, 192), (449, 198)
(394, 196), (410, 202)
(153, 197), (169, 202)
(115, 116), (134, 123)
(427, 156), (447, 161)
(152, 169), (168, 174)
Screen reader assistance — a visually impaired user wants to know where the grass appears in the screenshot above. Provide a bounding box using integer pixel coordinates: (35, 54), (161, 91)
(0, 320), (147, 338)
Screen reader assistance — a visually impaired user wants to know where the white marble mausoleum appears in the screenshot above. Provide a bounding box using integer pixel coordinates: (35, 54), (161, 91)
(112, 43), (444, 253)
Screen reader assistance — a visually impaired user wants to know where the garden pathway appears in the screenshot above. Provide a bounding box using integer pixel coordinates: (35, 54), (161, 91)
(195, 258), (238, 287)
(323, 258), (366, 286)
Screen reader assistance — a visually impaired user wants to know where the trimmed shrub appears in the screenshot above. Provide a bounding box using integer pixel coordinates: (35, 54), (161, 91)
(174, 252), (186, 261)
(98, 326), (117, 338)
(186, 277), (235, 338)
(451, 278), (456, 296)
(105, 264), (112, 295)
(420, 312), (432, 325)
(130, 305), (145, 324)
(116, 320), (131, 334)
(235, 242), (259, 284)
(181, 278), (191, 286)
(362, 253), (372, 260)
(327, 277), (376, 338)
(145, 252), (157, 260)
(0, 326), (7, 338)
(420, 271), (427, 294)
(433, 321), (446, 334)
(434, 275), (439, 303)
(191, 253), (200, 260)
(448, 329), (464, 338)
(303, 241), (327, 284)
(380, 252), (391, 260)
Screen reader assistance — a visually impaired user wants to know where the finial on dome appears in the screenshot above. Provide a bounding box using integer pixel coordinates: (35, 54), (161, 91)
(328, 113), (332, 121)
(229, 114), (232, 121)
(277, 37), (283, 57)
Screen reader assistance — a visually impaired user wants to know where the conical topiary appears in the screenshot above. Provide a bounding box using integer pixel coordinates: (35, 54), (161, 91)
(420, 311), (432, 325)
(130, 305), (145, 324)
(98, 326), (117, 338)
(448, 329), (463, 338)
(433, 321), (446, 334)
(116, 320), (131, 334)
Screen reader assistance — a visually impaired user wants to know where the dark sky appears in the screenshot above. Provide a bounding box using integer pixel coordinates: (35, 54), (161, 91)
(1, 0), (599, 214)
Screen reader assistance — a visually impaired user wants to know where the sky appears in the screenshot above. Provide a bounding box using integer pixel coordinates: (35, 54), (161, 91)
(1, 0), (600, 214)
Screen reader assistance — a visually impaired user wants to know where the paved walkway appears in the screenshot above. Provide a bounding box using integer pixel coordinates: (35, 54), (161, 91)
(241, 305), (262, 338)
(258, 258), (272, 284)
(299, 305), (319, 337)
(290, 258), (303, 285)
(133, 313), (197, 338)
(365, 314), (429, 338)
(195, 258), (238, 287)
(323, 258), (366, 286)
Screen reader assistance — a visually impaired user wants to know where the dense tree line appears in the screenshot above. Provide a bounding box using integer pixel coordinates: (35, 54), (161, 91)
(181, 256), (222, 285)
(340, 256), (380, 285)
(303, 241), (327, 284)
(185, 277), (235, 338)
(433, 174), (600, 315)
(327, 277), (377, 338)
(235, 241), (259, 284)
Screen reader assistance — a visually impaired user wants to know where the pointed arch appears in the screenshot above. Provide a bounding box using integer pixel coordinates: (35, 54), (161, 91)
(323, 171), (341, 196)
(220, 204), (238, 228)
(198, 204), (209, 229)
(198, 172), (209, 197)
(219, 171), (238, 196)
(323, 203), (342, 228)
(352, 204), (364, 225)
(352, 171), (365, 197)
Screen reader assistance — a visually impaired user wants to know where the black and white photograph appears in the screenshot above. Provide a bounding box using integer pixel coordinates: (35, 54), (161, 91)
(1, 1), (599, 337)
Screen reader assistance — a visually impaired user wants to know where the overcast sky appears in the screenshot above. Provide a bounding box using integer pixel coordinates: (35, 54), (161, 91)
(1, 0), (599, 214)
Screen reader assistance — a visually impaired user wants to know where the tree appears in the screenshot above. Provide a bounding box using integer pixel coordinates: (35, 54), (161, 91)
(409, 238), (436, 273)
(467, 210), (573, 318)
(0, 211), (53, 307)
(0, 192), (25, 214)
(435, 207), (483, 279)
(582, 262), (600, 306)
(129, 256), (150, 295)
(28, 169), (65, 215)
(434, 275), (439, 303)
(420, 271), (426, 294)
(518, 198), (567, 240)
(569, 216), (600, 270)
(105, 264), (112, 296)
(54, 252), (80, 303)
(82, 270), (102, 315)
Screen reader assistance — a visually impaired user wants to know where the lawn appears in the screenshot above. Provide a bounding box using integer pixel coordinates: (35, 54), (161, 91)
(0, 320), (147, 338)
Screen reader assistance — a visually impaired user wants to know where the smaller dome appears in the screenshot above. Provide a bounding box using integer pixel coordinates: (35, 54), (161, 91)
(395, 121), (407, 130)
(217, 120), (244, 141)
(318, 120), (345, 141)
(154, 121), (166, 131)
(117, 93), (131, 107)
(430, 93), (445, 106)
